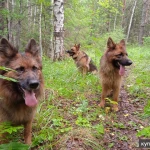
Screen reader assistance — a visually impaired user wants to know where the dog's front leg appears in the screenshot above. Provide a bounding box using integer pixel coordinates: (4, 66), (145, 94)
(24, 121), (32, 145)
(99, 85), (108, 108)
(112, 87), (120, 111)
(82, 67), (88, 75)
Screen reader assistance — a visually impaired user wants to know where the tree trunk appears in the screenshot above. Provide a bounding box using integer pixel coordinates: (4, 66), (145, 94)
(53, 0), (64, 61)
(15, 0), (22, 49)
(121, 0), (126, 28)
(126, 0), (137, 43)
(33, 5), (37, 30)
(7, 0), (13, 41)
(114, 3), (118, 30)
(39, 3), (42, 57)
(138, 0), (149, 45)
(49, 0), (54, 58)
(0, 0), (6, 39)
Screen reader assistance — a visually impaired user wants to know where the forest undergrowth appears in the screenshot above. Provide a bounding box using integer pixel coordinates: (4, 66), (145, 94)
(0, 45), (149, 150)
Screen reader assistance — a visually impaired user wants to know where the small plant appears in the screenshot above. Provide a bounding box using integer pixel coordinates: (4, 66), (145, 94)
(113, 122), (126, 129)
(0, 122), (28, 149)
(0, 142), (29, 150)
(137, 126), (150, 138)
(75, 115), (91, 127)
(0, 122), (23, 135)
(0, 67), (17, 82)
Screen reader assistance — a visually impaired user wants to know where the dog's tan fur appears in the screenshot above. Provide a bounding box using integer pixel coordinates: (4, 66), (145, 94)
(0, 38), (44, 144)
(66, 44), (97, 75)
(99, 37), (132, 111)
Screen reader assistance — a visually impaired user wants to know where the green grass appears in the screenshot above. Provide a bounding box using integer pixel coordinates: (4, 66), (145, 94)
(127, 45), (150, 97)
(1, 44), (150, 149)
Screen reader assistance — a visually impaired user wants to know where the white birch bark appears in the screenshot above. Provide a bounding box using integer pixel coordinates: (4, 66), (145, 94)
(53, 0), (64, 61)
(126, 0), (137, 42)
(49, 0), (54, 58)
(27, 0), (31, 28)
(33, 5), (37, 30)
(39, 3), (42, 57)
(15, 0), (22, 48)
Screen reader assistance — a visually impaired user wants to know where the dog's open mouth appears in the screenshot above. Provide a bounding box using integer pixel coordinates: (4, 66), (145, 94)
(113, 60), (125, 76)
(118, 62), (125, 76)
(23, 89), (38, 107)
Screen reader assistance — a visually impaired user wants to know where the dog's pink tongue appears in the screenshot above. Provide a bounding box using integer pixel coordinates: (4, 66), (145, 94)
(24, 90), (37, 107)
(119, 64), (125, 76)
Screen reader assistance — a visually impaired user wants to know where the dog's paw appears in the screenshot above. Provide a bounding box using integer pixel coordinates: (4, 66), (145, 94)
(112, 104), (119, 112)
(98, 102), (105, 108)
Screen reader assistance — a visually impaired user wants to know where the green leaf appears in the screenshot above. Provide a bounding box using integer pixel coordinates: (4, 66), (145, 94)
(137, 126), (150, 137)
(0, 142), (29, 150)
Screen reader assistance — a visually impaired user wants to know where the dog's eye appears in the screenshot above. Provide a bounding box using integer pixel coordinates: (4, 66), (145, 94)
(16, 66), (25, 73)
(116, 53), (123, 57)
(32, 66), (38, 71)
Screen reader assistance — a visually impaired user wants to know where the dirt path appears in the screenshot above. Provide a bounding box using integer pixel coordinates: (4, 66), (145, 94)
(103, 81), (148, 150)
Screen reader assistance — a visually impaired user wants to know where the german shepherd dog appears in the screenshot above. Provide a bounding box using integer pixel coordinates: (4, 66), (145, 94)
(0, 38), (44, 144)
(66, 44), (97, 75)
(99, 37), (132, 111)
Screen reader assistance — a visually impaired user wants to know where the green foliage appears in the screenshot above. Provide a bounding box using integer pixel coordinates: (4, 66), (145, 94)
(0, 122), (27, 149)
(75, 115), (91, 127)
(0, 75), (17, 82)
(126, 46), (150, 139)
(127, 46), (150, 98)
(0, 122), (23, 134)
(98, 0), (121, 14)
(143, 37), (150, 45)
(93, 124), (104, 135)
(137, 127), (150, 138)
(0, 142), (29, 150)
(0, 67), (17, 82)
(144, 100), (150, 117)
(113, 122), (126, 129)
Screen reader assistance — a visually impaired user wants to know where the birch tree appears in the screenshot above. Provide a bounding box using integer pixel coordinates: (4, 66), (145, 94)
(49, 0), (54, 58)
(39, 2), (42, 57)
(53, 0), (64, 61)
(7, 0), (13, 42)
(121, 0), (126, 28)
(126, 0), (137, 43)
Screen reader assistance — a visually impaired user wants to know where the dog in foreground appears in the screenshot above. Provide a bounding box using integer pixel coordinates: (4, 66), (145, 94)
(0, 38), (44, 144)
(99, 37), (132, 111)
(66, 44), (97, 75)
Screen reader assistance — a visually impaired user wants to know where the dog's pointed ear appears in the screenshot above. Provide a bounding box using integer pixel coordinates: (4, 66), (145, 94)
(77, 44), (80, 49)
(120, 39), (125, 46)
(25, 39), (40, 56)
(107, 37), (115, 49)
(0, 38), (18, 57)
(76, 44), (80, 51)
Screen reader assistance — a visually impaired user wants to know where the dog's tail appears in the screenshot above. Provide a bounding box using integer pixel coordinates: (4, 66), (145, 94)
(89, 59), (98, 74)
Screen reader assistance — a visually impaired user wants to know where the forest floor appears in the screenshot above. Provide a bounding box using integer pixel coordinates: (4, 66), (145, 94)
(102, 78), (148, 150)
(51, 71), (148, 150)
(1, 46), (149, 150)
(34, 45), (149, 150)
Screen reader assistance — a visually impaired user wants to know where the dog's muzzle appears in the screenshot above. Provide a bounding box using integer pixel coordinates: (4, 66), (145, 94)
(118, 59), (132, 66)
(66, 50), (75, 56)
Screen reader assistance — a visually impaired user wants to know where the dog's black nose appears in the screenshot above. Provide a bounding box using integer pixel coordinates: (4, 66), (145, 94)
(29, 80), (39, 89)
(128, 60), (132, 65)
